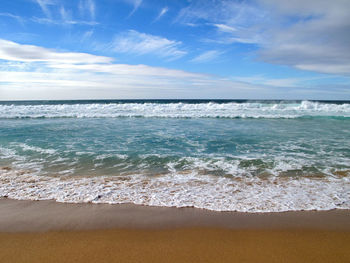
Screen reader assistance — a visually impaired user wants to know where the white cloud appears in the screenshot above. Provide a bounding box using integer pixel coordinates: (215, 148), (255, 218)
(1, 39), (347, 100)
(48, 62), (202, 78)
(0, 39), (271, 100)
(256, 0), (350, 75)
(82, 30), (94, 41)
(176, 0), (350, 75)
(31, 16), (98, 26)
(60, 6), (71, 22)
(31, 1), (96, 26)
(35, 0), (55, 18)
(213, 24), (237, 33)
(79, 0), (95, 20)
(190, 50), (222, 63)
(87, 0), (95, 19)
(0, 69), (266, 100)
(231, 76), (303, 88)
(176, 1), (265, 30)
(0, 39), (112, 64)
(112, 30), (187, 59)
(176, 1), (267, 46)
(296, 64), (350, 75)
(0, 13), (24, 24)
(154, 7), (168, 22)
(122, 0), (143, 16)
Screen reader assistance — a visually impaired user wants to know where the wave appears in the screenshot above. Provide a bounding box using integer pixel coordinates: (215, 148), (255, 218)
(1, 167), (349, 212)
(1, 101), (350, 119)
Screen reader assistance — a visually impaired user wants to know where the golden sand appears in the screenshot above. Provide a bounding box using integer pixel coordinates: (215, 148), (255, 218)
(0, 199), (350, 263)
(1, 228), (349, 263)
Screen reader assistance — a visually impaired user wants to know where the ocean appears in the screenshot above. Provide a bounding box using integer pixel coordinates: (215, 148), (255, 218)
(0, 100), (349, 212)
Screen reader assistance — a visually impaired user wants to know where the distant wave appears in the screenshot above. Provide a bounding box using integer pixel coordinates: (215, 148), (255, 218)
(1, 101), (350, 119)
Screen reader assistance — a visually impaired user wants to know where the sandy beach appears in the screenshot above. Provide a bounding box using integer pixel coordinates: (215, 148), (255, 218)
(0, 199), (349, 263)
(2, 0), (350, 260)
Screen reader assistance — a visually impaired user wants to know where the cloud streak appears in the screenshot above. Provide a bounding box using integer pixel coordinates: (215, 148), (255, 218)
(190, 50), (222, 63)
(0, 13), (24, 24)
(31, 1), (98, 26)
(154, 7), (168, 22)
(213, 24), (237, 33)
(79, 0), (95, 20)
(112, 30), (187, 59)
(87, 0), (95, 19)
(0, 39), (111, 64)
(35, 0), (54, 18)
(122, 0), (143, 17)
(31, 16), (98, 26)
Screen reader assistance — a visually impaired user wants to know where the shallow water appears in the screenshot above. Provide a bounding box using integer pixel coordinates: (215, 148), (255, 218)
(0, 100), (349, 212)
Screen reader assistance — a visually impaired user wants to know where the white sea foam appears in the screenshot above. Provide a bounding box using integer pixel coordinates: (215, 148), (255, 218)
(1, 101), (350, 119)
(0, 147), (17, 159)
(1, 167), (349, 212)
(15, 143), (57, 155)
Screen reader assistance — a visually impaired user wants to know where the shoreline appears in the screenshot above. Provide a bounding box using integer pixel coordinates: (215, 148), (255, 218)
(1, 199), (350, 262)
(1, 198), (350, 232)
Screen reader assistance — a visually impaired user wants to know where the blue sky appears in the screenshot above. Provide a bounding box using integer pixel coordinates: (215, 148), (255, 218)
(0, 0), (349, 100)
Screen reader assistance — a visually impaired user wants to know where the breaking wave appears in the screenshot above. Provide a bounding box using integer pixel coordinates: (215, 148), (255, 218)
(1, 101), (350, 119)
(1, 167), (349, 212)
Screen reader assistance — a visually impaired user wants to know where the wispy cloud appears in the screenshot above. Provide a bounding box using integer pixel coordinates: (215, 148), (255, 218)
(0, 39), (111, 64)
(79, 0), (95, 20)
(0, 12), (24, 24)
(59, 5), (96, 26)
(59, 6), (71, 22)
(122, 0), (143, 17)
(176, 0), (264, 27)
(231, 75), (303, 88)
(213, 24), (237, 33)
(190, 50), (223, 63)
(32, 16), (98, 26)
(112, 30), (187, 59)
(154, 7), (168, 22)
(82, 30), (94, 41)
(87, 0), (95, 19)
(0, 39), (273, 100)
(175, 0), (350, 75)
(31, 1), (97, 26)
(175, 0), (265, 45)
(35, 0), (54, 18)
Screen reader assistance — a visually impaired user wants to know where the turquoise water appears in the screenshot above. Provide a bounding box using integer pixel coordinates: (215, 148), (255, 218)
(0, 100), (349, 212)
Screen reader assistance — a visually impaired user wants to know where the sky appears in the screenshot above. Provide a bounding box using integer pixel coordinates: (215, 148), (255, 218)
(0, 0), (350, 100)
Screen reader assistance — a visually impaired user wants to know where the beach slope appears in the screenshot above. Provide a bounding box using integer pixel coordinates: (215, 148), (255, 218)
(0, 199), (349, 263)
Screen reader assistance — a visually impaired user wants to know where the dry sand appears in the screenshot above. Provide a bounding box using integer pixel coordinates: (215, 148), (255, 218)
(0, 199), (349, 263)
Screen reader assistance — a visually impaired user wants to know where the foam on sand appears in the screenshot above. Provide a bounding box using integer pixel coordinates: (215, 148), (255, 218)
(1, 167), (349, 212)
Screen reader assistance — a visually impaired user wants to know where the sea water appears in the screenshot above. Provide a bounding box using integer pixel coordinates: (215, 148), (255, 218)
(0, 100), (349, 212)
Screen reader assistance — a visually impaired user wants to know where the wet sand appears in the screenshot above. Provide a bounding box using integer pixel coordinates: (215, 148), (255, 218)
(0, 199), (350, 262)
